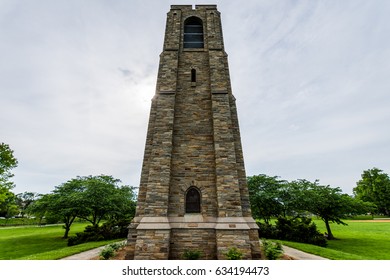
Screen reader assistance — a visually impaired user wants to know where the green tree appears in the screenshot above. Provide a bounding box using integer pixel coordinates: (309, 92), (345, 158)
(77, 175), (135, 226)
(278, 179), (312, 218)
(0, 143), (18, 218)
(107, 185), (136, 222)
(30, 180), (87, 238)
(30, 175), (136, 238)
(27, 194), (53, 225)
(0, 143), (18, 186)
(51, 180), (87, 238)
(16, 192), (41, 218)
(302, 181), (374, 240)
(247, 174), (285, 224)
(0, 190), (18, 218)
(248, 174), (374, 240)
(354, 168), (390, 216)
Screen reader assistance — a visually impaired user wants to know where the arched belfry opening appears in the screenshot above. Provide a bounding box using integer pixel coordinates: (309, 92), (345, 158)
(185, 187), (201, 213)
(184, 16), (204, 48)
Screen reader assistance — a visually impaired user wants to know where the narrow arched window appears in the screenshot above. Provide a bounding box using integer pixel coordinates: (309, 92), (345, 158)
(185, 187), (201, 213)
(184, 17), (204, 48)
(191, 69), (196, 82)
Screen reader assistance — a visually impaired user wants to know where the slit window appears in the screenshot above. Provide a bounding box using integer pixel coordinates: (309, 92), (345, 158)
(191, 69), (196, 82)
(184, 17), (204, 49)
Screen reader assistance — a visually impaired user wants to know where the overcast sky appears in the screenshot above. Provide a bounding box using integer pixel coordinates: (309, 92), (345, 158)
(1, 0), (389, 195)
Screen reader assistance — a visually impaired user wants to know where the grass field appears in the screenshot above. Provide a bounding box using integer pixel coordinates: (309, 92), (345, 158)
(2, 219), (389, 260)
(0, 223), (122, 260)
(281, 219), (390, 260)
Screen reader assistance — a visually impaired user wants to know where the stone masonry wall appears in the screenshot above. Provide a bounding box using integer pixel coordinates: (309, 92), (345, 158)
(216, 229), (252, 260)
(134, 229), (170, 260)
(170, 229), (217, 260)
(168, 51), (217, 217)
(129, 5), (261, 260)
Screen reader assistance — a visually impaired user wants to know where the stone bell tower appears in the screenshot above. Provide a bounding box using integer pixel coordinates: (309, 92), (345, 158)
(128, 4), (261, 260)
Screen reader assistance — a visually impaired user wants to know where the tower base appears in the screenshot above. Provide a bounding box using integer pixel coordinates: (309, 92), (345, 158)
(127, 216), (261, 260)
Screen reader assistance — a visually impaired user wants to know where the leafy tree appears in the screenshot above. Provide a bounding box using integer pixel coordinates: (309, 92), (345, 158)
(29, 180), (87, 238)
(0, 143), (18, 187)
(247, 174), (285, 223)
(0, 143), (18, 209)
(107, 185), (136, 222)
(27, 194), (53, 224)
(16, 192), (41, 218)
(30, 175), (136, 238)
(354, 168), (390, 216)
(278, 179), (312, 218)
(248, 174), (374, 240)
(0, 189), (18, 218)
(77, 175), (136, 226)
(0, 143), (18, 218)
(248, 175), (313, 222)
(300, 181), (374, 240)
(51, 180), (87, 238)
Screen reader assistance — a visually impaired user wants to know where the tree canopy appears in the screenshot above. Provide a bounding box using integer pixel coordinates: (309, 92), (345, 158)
(29, 175), (136, 238)
(295, 180), (374, 239)
(0, 143), (18, 217)
(248, 174), (285, 224)
(354, 168), (390, 216)
(248, 174), (373, 239)
(0, 143), (18, 184)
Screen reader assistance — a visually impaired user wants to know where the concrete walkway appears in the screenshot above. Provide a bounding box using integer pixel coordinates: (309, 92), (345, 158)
(61, 246), (104, 260)
(61, 245), (328, 260)
(282, 245), (328, 260)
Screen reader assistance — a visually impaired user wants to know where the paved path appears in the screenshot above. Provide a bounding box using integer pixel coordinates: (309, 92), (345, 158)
(282, 245), (328, 260)
(61, 246), (104, 260)
(61, 245), (328, 260)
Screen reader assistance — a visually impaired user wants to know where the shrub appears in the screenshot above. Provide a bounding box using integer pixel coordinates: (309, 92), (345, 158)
(262, 239), (283, 260)
(275, 217), (327, 247)
(257, 222), (278, 239)
(100, 246), (115, 260)
(99, 242), (126, 260)
(109, 242), (121, 251)
(257, 217), (327, 247)
(68, 219), (130, 246)
(225, 247), (243, 260)
(183, 249), (202, 260)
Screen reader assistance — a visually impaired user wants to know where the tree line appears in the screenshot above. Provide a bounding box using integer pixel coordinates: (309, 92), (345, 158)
(2, 142), (390, 240)
(1, 143), (136, 240)
(29, 175), (136, 238)
(248, 170), (390, 239)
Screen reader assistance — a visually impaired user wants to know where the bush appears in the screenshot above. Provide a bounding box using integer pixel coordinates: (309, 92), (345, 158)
(257, 222), (278, 239)
(257, 217), (327, 247)
(276, 217), (327, 247)
(100, 246), (115, 260)
(262, 239), (283, 260)
(183, 249), (202, 260)
(68, 219), (130, 246)
(109, 242), (123, 251)
(225, 247), (243, 260)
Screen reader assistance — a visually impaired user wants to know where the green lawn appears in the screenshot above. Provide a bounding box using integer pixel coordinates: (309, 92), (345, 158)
(281, 220), (390, 260)
(0, 223), (122, 260)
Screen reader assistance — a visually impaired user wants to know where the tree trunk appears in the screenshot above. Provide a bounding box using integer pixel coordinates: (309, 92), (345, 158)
(63, 224), (70, 239)
(324, 219), (335, 240)
(62, 216), (76, 238)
